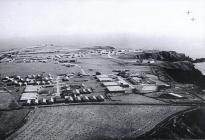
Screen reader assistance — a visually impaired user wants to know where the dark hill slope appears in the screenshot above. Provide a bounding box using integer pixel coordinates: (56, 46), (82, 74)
(158, 61), (205, 89)
(118, 51), (193, 62)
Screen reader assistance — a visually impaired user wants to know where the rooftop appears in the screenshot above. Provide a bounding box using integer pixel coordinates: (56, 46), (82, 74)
(102, 82), (119, 86)
(106, 86), (125, 92)
(24, 85), (40, 93)
(168, 93), (183, 98)
(141, 85), (158, 91)
(96, 74), (114, 78)
(20, 92), (38, 101)
(98, 77), (113, 82)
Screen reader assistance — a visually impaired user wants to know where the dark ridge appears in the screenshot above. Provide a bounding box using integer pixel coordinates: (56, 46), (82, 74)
(118, 51), (193, 62)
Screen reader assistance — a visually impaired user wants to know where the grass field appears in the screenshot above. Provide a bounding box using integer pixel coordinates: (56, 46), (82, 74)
(78, 55), (151, 75)
(8, 105), (188, 140)
(0, 62), (80, 77)
(0, 87), (30, 140)
(110, 94), (167, 104)
(0, 91), (17, 110)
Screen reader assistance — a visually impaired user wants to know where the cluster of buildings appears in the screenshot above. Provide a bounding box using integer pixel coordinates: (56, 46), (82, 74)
(60, 84), (92, 97)
(96, 71), (171, 94)
(58, 82), (104, 103)
(96, 74), (133, 94)
(126, 72), (170, 93)
(2, 74), (53, 86)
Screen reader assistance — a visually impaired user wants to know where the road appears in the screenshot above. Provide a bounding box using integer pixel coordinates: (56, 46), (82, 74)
(55, 76), (60, 96)
(74, 64), (87, 75)
(64, 62), (87, 75)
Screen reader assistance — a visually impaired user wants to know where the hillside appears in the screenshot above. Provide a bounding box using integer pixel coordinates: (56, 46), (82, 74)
(158, 61), (205, 89)
(118, 50), (193, 62)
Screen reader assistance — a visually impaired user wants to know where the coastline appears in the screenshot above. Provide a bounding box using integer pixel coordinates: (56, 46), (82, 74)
(195, 62), (205, 75)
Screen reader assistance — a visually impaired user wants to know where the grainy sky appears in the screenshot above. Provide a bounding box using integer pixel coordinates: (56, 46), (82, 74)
(0, 0), (205, 57)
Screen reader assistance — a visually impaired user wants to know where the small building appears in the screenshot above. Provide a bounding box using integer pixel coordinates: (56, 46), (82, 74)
(34, 99), (39, 105)
(86, 88), (92, 93)
(129, 77), (142, 85)
(47, 98), (54, 104)
(55, 97), (65, 103)
(97, 77), (113, 82)
(82, 96), (89, 102)
(65, 96), (74, 102)
(89, 96), (97, 102)
(39, 98), (47, 104)
(75, 89), (80, 95)
(26, 99), (31, 105)
(97, 95), (105, 102)
(106, 86), (125, 93)
(74, 96), (81, 102)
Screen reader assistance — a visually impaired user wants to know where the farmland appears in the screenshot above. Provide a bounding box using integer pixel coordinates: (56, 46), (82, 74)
(8, 105), (188, 140)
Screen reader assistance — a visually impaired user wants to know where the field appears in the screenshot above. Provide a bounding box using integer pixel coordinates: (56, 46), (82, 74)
(8, 105), (188, 140)
(0, 90), (18, 110)
(0, 87), (30, 139)
(78, 55), (151, 75)
(0, 109), (30, 139)
(110, 94), (167, 104)
(0, 62), (80, 77)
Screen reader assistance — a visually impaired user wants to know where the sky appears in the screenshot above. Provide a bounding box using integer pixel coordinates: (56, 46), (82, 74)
(0, 0), (205, 57)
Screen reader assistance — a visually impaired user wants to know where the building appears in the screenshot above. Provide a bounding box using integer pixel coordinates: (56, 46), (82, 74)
(106, 86), (125, 93)
(129, 77), (142, 85)
(20, 92), (38, 101)
(97, 77), (113, 82)
(117, 76), (130, 87)
(24, 85), (40, 93)
(102, 82), (119, 87)
(159, 92), (184, 99)
(135, 84), (158, 94)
